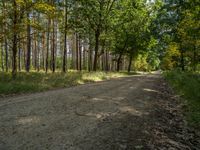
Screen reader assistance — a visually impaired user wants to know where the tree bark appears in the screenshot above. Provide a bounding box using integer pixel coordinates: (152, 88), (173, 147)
(42, 33), (45, 71)
(117, 53), (122, 72)
(76, 33), (79, 70)
(26, 12), (31, 72)
(63, 0), (68, 72)
(1, 43), (4, 71)
(83, 43), (86, 70)
(93, 29), (100, 71)
(18, 36), (21, 71)
(105, 50), (109, 71)
(5, 38), (8, 72)
(116, 38), (128, 72)
(12, 0), (18, 78)
(88, 35), (93, 72)
(52, 19), (55, 73)
(79, 39), (82, 71)
(46, 19), (50, 73)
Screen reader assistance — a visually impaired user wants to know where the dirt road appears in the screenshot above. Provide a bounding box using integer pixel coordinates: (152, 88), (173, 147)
(0, 74), (199, 150)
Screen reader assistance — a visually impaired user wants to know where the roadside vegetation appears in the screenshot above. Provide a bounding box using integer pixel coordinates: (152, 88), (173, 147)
(0, 71), (133, 96)
(164, 71), (200, 128)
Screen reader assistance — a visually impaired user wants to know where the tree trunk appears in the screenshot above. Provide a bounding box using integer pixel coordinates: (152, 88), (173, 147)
(1, 43), (4, 71)
(93, 29), (100, 71)
(63, 0), (68, 72)
(5, 39), (8, 72)
(52, 19), (55, 73)
(42, 33), (45, 71)
(26, 12), (31, 72)
(18, 36), (21, 71)
(79, 39), (82, 71)
(83, 44), (86, 70)
(105, 50), (109, 71)
(37, 34), (40, 72)
(37, 14), (40, 72)
(88, 35), (93, 72)
(46, 19), (50, 73)
(76, 33), (79, 70)
(117, 53), (122, 72)
(71, 33), (76, 69)
(34, 35), (37, 70)
(117, 38), (128, 72)
(12, 0), (18, 78)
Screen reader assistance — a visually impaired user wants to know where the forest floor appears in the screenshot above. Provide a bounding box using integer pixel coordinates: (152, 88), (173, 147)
(0, 73), (199, 150)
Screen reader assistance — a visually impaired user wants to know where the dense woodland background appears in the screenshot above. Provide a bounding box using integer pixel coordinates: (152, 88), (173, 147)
(0, 0), (199, 78)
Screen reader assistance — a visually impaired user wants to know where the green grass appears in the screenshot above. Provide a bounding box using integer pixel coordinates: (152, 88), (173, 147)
(164, 71), (200, 128)
(0, 71), (133, 96)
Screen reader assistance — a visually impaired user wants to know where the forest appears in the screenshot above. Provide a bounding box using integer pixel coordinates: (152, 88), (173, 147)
(0, 0), (200, 149)
(0, 0), (198, 76)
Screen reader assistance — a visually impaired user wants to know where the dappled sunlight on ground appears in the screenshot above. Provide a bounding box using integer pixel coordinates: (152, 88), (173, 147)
(143, 88), (159, 93)
(91, 97), (105, 101)
(119, 106), (143, 116)
(17, 116), (40, 125)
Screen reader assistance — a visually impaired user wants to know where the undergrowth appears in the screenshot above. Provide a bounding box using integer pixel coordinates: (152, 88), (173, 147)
(164, 71), (200, 128)
(0, 71), (133, 95)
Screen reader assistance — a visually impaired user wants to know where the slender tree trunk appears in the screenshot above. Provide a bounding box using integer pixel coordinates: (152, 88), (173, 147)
(23, 40), (26, 70)
(79, 39), (82, 71)
(5, 39), (8, 72)
(1, 43), (4, 71)
(52, 19), (55, 73)
(88, 35), (93, 72)
(63, 0), (68, 72)
(42, 33), (45, 71)
(2, 0), (7, 72)
(88, 46), (92, 72)
(26, 12), (31, 72)
(63, 29), (67, 72)
(46, 19), (50, 73)
(18, 36), (21, 71)
(37, 14), (40, 72)
(76, 33), (79, 70)
(12, 0), (18, 78)
(34, 35), (37, 70)
(83, 44), (86, 70)
(93, 29), (100, 71)
(37, 34), (40, 72)
(71, 33), (76, 69)
(117, 53), (122, 72)
(105, 50), (109, 71)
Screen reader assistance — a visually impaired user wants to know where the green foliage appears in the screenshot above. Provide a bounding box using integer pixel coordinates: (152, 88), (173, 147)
(161, 42), (180, 70)
(133, 54), (149, 71)
(153, 0), (200, 71)
(131, 51), (160, 71)
(164, 71), (200, 127)
(0, 71), (131, 95)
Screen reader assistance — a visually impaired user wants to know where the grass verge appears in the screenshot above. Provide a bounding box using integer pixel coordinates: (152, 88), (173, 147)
(0, 71), (133, 96)
(164, 71), (200, 128)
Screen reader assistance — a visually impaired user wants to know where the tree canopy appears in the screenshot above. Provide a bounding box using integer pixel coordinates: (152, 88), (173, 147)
(0, 0), (199, 77)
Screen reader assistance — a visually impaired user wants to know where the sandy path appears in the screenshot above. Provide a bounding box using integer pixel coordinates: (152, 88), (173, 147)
(0, 74), (199, 150)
